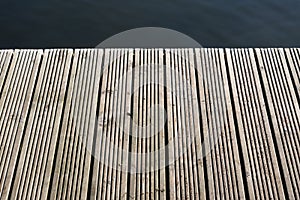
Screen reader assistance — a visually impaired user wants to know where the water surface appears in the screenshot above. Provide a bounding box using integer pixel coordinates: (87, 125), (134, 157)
(0, 0), (299, 48)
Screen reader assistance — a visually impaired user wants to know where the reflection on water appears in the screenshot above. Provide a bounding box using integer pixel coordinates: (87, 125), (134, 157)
(0, 0), (299, 48)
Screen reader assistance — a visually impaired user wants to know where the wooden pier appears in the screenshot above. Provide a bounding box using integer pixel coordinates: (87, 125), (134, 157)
(0, 48), (299, 199)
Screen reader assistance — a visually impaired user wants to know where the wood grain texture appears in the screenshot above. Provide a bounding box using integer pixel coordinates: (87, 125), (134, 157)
(0, 48), (299, 199)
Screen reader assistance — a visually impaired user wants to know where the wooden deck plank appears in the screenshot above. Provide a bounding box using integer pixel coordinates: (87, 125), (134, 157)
(11, 50), (49, 200)
(144, 49), (150, 200)
(158, 48), (166, 200)
(0, 48), (299, 199)
(194, 48), (246, 200)
(176, 48), (189, 199)
(113, 49), (130, 200)
(0, 50), (13, 94)
(178, 48), (196, 199)
(169, 49), (184, 199)
(226, 48), (285, 199)
(119, 49), (134, 200)
(0, 50), (32, 197)
(165, 49), (176, 200)
(187, 48), (206, 200)
(256, 48), (300, 199)
(0, 50), (42, 200)
(100, 49), (117, 200)
(164, 49), (207, 200)
(107, 49), (121, 200)
(284, 48), (300, 100)
(89, 49), (110, 200)
(128, 48), (140, 199)
(10, 49), (72, 200)
(22, 49), (64, 200)
(136, 48), (144, 200)
(50, 49), (102, 200)
(90, 49), (135, 200)
(0, 50), (32, 184)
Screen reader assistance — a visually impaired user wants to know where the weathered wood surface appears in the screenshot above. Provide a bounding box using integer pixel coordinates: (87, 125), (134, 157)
(0, 48), (299, 199)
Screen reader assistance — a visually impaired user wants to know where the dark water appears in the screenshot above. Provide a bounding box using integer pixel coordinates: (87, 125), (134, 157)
(0, 0), (300, 48)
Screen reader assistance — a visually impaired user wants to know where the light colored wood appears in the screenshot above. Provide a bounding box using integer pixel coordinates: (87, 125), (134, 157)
(10, 49), (72, 200)
(144, 48), (150, 199)
(136, 48), (143, 200)
(172, 49), (182, 200)
(48, 49), (103, 200)
(50, 49), (79, 200)
(1, 50), (31, 197)
(0, 50), (13, 93)
(0, 50), (42, 200)
(175, 48), (189, 199)
(0, 50), (31, 183)
(90, 49), (111, 200)
(195, 48), (215, 199)
(63, 49), (85, 200)
(284, 48), (300, 99)
(74, 49), (91, 199)
(194, 48), (246, 199)
(25, 49), (65, 199)
(158, 48), (166, 200)
(1, 48), (300, 199)
(120, 49), (134, 200)
(114, 49), (129, 200)
(256, 48), (300, 199)
(187, 48), (206, 200)
(226, 48), (285, 199)
(184, 48), (197, 200)
(150, 48), (156, 200)
(164, 49), (176, 200)
(109, 49), (121, 200)
(177, 48), (193, 199)
(128, 48), (139, 199)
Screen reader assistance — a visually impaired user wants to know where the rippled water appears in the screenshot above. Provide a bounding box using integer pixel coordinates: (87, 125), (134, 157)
(0, 0), (299, 48)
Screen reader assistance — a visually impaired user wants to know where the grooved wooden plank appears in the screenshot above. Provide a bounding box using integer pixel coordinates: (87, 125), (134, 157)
(158, 48), (166, 200)
(49, 49), (103, 200)
(9, 49), (72, 200)
(1, 48), (300, 199)
(0, 50), (13, 94)
(106, 49), (123, 200)
(186, 48), (206, 200)
(143, 49), (150, 199)
(143, 49), (149, 200)
(124, 48), (169, 200)
(136, 48), (143, 200)
(171, 48), (187, 199)
(53, 49), (84, 200)
(50, 49), (79, 200)
(119, 49), (134, 200)
(284, 48), (300, 99)
(147, 49), (153, 199)
(114, 49), (133, 200)
(194, 48), (245, 200)
(226, 48), (285, 199)
(0, 50), (43, 200)
(165, 49), (207, 200)
(129, 48), (140, 199)
(100, 49), (117, 200)
(108, 49), (123, 200)
(165, 49), (181, 200)
(178, 49), (193, 199)
(89, 49), (134, 200)
(256, 48), (300, 199)
(183, 49), (206, 199)
(165, 49), (176, 200)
